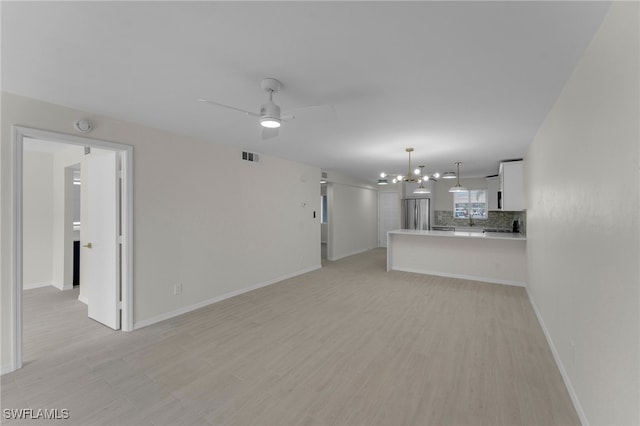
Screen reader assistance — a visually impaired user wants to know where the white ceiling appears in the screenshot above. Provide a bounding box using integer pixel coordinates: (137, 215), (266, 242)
(2, 1), (610, 182)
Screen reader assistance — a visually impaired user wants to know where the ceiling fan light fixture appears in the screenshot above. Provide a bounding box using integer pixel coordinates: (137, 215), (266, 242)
(260, 117), (281, 128)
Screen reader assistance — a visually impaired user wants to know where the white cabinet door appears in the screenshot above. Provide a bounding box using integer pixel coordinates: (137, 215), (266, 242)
(487, 176), (500, 211)
(499, 160), (524, 211)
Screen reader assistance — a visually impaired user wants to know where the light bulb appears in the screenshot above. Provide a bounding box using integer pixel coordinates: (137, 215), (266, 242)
(380, 172), (387, 178)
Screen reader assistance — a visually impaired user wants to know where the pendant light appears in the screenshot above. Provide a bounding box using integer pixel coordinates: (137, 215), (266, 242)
(413, 165), (430, 194)
(448, 162), (467, 193)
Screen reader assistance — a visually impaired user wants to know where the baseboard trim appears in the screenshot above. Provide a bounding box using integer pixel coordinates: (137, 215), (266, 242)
(328, 246), (377, 261)
(526, 288), (588, 425)
(392, 266), (526, 287)
(1, 363), (15, 375)
(134, 264), (322, 330)
(78, 295), (88, 305)
(23, 281), (53, 290)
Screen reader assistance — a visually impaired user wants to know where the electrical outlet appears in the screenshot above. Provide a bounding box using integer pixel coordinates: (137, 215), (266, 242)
(173, 283), (182, 295)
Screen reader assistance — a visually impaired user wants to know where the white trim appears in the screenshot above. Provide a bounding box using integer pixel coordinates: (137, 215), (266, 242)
(78, 295), (88, 305)
(1, 364), (15, 375)
(391, 266), (527, 287)
(327, 246), (377, 262)
(120, 149), (134, 332)
(526, 288), (588, 425)
(134, 264), (321, 330)
(22, 281), (54, 290)
(50, 280), (73, 291)
(12, 127), (24, 373)
(7, 126), (134, 375)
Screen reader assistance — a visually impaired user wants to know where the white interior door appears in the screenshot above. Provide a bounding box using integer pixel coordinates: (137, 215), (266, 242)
(84, 151), (120, 330)
(378, 191), (401, 247)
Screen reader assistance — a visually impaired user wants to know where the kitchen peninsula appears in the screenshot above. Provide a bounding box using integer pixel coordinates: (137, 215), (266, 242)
(387, 230), (527, 286)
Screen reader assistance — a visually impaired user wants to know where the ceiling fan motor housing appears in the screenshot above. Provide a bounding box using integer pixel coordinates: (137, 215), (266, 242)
(260, 101), (282, 128)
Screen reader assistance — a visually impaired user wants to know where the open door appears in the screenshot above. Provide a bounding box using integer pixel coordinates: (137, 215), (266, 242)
(84, 151), (121, 330)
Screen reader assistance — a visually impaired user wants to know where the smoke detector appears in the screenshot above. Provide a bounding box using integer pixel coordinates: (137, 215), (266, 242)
(74, 119), (93, 133)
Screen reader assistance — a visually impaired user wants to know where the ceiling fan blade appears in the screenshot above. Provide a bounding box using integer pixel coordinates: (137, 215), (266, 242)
(197, 98), (259, 117)
(262, 127), (279, 140)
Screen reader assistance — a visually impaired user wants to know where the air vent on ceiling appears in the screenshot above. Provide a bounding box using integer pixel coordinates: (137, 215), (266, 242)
(242, 151), (259, 163)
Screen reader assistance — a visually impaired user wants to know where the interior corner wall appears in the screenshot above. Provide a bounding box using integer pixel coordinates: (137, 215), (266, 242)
(22, 151), (54, 288)
(524, 3), (639, 425)
(52, 146), (84, 290)
(1, 92), (321, 371)
(326, 171), (378, 261)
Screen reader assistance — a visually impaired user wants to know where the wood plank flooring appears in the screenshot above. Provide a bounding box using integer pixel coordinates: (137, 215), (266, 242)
(1, 248), (579, 425)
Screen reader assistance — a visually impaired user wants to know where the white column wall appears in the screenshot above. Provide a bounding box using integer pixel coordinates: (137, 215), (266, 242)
(525, 3), (639, 424)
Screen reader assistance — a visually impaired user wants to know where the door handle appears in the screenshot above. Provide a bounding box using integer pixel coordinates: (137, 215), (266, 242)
(83, 242), (93, 249)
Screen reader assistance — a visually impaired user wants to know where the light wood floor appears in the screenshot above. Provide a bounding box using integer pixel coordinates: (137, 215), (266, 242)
(1, 248), (578, 425)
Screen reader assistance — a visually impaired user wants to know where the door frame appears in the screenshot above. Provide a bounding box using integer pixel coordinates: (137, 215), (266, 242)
(10, 126), (134, 372)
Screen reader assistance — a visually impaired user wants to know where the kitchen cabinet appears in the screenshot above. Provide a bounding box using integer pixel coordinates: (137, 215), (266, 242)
(499, 160), (524, 211)
(486, 176), (499, 211)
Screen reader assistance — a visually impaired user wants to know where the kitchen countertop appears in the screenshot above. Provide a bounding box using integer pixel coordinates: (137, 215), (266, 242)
(388, 229), (527, 241)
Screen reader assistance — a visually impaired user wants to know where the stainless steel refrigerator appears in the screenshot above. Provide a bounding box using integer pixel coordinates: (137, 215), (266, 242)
(401, 198), (430, 230)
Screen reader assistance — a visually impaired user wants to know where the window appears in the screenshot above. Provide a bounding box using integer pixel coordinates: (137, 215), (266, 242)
(453, 189), (487, 219)
(321, 195), (328, 223)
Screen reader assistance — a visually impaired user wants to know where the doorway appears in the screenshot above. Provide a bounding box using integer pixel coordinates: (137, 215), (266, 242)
(378, 191), (401, 247)
(320, 182), (328, 261)
(10, 126), (133, 372)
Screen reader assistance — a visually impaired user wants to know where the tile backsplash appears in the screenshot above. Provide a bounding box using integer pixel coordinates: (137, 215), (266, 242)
(434, 210), (526, 234)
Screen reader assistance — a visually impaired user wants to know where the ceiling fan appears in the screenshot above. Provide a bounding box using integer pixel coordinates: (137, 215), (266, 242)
(198, 78), (332, 140)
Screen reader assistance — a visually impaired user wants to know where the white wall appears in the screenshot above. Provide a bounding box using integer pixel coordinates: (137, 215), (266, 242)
(325, 170), (378, 260)
(525, 3), (639, 425)
(1, 92), (321, 371)
(22, 151), (54, 288)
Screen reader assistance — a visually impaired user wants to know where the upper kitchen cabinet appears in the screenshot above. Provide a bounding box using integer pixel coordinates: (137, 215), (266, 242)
(499, 160), (524, 211)
(486, 176), (500, 211)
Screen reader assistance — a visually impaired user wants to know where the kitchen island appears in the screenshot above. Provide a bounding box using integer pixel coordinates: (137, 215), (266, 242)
(387, 229), (527, 286)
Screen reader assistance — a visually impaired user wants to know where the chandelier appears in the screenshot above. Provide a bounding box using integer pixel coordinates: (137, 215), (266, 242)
(378, 148), (440, 194)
